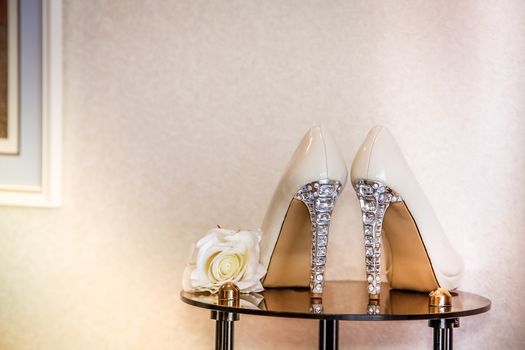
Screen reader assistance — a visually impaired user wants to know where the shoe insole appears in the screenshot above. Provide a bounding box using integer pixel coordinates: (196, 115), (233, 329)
(263, 199), (311, 288)
(382, 201), (440, 292)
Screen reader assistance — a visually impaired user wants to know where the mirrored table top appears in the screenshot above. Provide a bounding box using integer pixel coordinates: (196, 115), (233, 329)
(180, 281), (491, 321)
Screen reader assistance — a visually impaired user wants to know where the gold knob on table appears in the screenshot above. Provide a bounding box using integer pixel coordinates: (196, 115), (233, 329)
(429, 288), (452, 307)
(218, 282), (240, 307)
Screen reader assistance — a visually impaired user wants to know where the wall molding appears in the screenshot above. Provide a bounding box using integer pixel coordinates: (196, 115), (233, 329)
(0, 0), (62, 207)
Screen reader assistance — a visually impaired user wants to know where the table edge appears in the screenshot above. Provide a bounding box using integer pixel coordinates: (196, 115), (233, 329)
(180, 292), (491, 321)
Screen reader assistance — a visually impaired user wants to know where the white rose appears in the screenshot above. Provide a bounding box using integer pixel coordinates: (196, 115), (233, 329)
(182, 228), (267, 294)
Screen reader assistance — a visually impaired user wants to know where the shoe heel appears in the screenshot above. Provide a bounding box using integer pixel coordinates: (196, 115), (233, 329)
(354, 179), (401, 299)
(295, 179), (343, 298)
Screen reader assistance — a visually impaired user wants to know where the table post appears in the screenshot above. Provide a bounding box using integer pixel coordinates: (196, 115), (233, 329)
(211, 310), (239, 350)
(319, 319), (339, 350)
(428, 318), (459, 350)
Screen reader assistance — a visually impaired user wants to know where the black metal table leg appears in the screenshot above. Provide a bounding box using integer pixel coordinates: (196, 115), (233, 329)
(319, 319), (339, 350)
(211, 311), (239, 350)
(428, 318), (459, 350)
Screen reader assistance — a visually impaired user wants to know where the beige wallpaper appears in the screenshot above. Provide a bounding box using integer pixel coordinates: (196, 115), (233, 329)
(1, 0), (524, 348)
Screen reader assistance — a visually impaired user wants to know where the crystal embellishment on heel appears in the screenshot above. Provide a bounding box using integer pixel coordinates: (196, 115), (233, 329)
(355, 179), (401, 298)
(295, 179), (342, 298)
(367, 299), (381, 315)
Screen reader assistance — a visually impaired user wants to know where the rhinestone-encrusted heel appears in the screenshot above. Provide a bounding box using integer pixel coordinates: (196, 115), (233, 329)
(294, 179), (342, 298)
(354, 179), (402, 299)
(367, 299), (380, 315)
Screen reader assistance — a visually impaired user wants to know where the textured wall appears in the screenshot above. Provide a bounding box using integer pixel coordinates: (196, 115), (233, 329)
(1, 0), (524, 348)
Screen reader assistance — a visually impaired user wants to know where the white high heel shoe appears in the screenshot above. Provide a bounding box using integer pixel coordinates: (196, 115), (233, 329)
(351, 126), (463, 299)
(260, 125), (347, 298)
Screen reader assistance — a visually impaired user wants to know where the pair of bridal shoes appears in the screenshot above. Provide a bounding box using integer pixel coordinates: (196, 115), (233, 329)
(259, 125), (464, 299)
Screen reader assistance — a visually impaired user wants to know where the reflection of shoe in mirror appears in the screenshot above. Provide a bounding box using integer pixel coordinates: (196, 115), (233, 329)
(367, 299), (380, 315)
(261, 288), (315, 314)
(310, 298), (323, 314)
(260, 125), (347, 299)
(351, 126), (464, 299)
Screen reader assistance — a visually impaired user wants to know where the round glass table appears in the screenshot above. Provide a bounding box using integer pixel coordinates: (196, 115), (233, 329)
(180, 281), (491, 350)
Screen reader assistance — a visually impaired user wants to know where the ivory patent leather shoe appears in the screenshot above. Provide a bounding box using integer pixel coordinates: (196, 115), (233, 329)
(260, 125), (347, 298)
(351, 126), (463, 299)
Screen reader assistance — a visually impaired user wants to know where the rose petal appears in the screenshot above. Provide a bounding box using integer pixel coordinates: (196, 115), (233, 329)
(182, 228), (267, 294)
